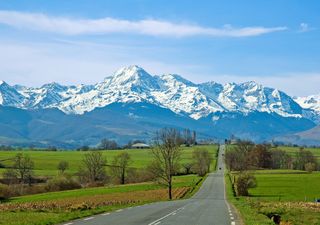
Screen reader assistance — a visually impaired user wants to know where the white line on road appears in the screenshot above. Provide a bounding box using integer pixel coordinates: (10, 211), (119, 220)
(148, 207), (184, 225)
(116, 209), (123, 212)
(64, 223), (73, 225)
(230, 216), (234, 220)
(154, 222), (161, 225)
(102, 212), (110, 216)
(231, 222), (235, 225)
(83, 217), (94, 221)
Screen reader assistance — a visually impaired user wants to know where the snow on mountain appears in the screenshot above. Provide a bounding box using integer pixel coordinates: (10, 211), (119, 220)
(294, 94), (320, 113)
(0, 65), (317, 122)
(0, 81), (25, 107)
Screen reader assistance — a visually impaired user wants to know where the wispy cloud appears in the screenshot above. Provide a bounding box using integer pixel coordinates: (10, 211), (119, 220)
(298, 22), (315, 33)
(0, 10), (287, 37)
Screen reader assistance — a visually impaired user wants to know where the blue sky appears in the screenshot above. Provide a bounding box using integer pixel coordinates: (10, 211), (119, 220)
(0, 0), (319, 96)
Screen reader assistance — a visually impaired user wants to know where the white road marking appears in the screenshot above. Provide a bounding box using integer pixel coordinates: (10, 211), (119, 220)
(116, 209), (123, 212)
(230, 216), (234, 220)
(83, 217), (94, 221)
(148, 207), (184, 225)
(102, 212), (110, 216)
(231, 222), (236, 225)
(154, 222), (161, 225)
(64, 223), (73, 225)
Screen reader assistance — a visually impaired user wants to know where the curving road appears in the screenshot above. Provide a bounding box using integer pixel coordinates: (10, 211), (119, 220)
(62, 145), (239, 225)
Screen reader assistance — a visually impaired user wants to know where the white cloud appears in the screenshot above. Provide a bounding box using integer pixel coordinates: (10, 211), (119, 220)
(0, 10), (287, 37)
(299, 23), (310, 32)
(298, 23), (316, 33)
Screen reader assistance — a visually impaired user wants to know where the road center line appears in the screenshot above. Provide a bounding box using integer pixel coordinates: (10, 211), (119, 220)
(148, 207), (184, 225)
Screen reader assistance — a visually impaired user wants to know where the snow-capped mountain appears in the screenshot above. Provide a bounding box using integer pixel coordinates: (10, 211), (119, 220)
(0, 65), (319, 147)
(294, 94), (320, 114)
(0, 65), (314, 122)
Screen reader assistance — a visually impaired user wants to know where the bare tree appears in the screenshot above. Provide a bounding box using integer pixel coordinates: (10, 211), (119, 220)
(110, 152), (131, 184)
(4, 153), (34, 185)
(98, 138), (118, 150)
(149, 128), (182, 200)
(78, 151), (107, 184)
(192, 148), (212, 176)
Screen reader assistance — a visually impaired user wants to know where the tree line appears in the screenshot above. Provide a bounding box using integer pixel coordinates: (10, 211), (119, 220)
(225, 141), (319, 197)
(225, 141), (318, 172)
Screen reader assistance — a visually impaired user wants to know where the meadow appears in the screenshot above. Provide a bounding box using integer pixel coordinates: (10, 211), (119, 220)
(227, 170), (320, 225)
(0, 145), (216, 225)
(0, 145), (218, 177)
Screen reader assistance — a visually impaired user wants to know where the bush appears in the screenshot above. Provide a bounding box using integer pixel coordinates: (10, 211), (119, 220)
(126, 168), (155, 183)
(304, 162), (316, 173)
(45, 175), (81, 192)
(235, 172), (257, 196)
(0, 183), (12, 200)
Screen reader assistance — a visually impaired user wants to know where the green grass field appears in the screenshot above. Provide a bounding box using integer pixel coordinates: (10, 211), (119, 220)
(227, 170), (320, 225)
(0, 145), (218, 177)
(250, 171), (320, 202)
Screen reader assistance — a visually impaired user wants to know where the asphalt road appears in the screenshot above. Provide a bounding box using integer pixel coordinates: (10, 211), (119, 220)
(62, 145), (239, 225)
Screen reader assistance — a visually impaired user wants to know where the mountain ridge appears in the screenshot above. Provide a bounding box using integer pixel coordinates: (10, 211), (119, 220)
(1, 65), (318, 123)
(0, 65), (319, 147)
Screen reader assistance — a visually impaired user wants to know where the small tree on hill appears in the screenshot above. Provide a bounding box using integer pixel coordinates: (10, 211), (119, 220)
(57, 160), (69, 174)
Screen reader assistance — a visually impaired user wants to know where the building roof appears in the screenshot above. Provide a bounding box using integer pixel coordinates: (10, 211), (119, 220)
(131, 143), (150, 147)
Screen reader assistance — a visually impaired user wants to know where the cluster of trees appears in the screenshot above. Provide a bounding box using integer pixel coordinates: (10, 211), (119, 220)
(182, 129), (197, 146)
(225, 141), (318, 172)
(226, 141), (319, 197)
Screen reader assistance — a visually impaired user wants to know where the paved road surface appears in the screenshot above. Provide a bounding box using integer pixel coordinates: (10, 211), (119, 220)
(62, 145), (239, 225)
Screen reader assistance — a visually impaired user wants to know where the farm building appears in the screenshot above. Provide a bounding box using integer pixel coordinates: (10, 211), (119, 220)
(131, 143), (150, 149)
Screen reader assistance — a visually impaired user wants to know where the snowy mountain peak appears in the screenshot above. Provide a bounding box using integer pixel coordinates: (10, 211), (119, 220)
(0, 66), (318, 123)
(295, 94), (320, 113)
